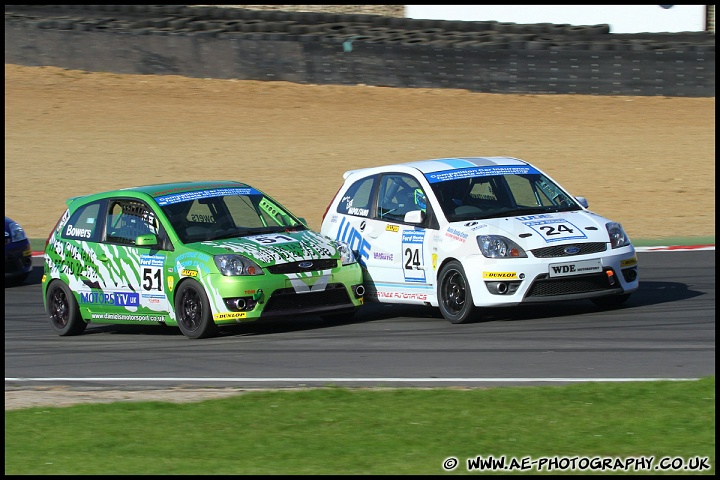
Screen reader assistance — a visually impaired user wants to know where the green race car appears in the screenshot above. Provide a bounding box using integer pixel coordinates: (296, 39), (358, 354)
(42, 181), (365, 338)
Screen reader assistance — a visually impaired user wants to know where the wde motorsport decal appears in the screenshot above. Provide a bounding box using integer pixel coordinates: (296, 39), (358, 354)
(335, 216), (371, 265)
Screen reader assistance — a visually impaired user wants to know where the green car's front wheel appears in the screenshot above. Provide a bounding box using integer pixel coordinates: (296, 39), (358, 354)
(175, 280), (217, 339)
(46, 281), (87, 336)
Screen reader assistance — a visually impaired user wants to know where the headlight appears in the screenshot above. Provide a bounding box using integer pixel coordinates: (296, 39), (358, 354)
(336, 241), (357, 265)
(8, 222), (27, 242)
(606, 222), (631, 249)
(477, 235), (527, 258)
(214, 254), (264, 276)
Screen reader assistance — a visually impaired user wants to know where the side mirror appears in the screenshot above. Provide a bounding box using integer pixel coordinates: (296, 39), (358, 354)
(404, 210), (425, 224)
(575, 196), (589, 208)
(136, 233), (158, 247)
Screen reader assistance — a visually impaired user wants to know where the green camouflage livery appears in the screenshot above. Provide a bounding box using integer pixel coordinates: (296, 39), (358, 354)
(42, 181), (364, 338)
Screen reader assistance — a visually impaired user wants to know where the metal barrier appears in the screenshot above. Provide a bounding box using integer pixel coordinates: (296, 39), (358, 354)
(4, 5), (715, 97)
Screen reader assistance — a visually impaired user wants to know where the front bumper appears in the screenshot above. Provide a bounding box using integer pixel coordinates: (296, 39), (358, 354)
(192, 262), (365, 325)
(462, 245), (639, 307)
(5, 241), (33, 278)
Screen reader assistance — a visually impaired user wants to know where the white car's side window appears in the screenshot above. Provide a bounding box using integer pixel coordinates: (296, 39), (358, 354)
(377, 174), (426, 223)
(337, 177), (374, 218)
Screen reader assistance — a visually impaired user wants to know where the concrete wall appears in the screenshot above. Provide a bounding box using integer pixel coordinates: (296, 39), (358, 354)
(5, 5), (715, 97)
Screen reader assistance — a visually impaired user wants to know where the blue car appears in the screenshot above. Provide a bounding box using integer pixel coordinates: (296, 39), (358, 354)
(5, 216), (33, 285)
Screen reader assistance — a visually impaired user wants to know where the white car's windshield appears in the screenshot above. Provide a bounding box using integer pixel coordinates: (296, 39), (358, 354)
(428, 173), (581, 222)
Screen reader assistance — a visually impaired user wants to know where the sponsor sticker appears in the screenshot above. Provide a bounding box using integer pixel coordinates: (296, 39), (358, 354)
(386, 224), (399, 232)
(522, 218), (587, 243)
(620, 257), (638, 267)
(245, 233), (297, 245)
(402, 229), (426, 282)
(483, 271), (518, 279)
(214, 312), (247, 320)
(425, 165), (541, 183)
(373, 252), (393, 261)
(80, 291), (140, 306)
(155, 187), (261, 206)
(549, 259), (603, 277)
(445, 227), (468, 242)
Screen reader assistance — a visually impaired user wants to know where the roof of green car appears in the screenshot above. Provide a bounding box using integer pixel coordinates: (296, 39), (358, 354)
(67, 181), (252, 205)
(122, 181), (251, 198)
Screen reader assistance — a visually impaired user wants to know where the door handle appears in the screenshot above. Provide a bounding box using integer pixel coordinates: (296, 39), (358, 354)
(97, 254), (109, 262)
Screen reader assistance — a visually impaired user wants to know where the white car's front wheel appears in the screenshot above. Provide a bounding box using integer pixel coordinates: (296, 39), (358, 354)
(438, 260), (477, 324)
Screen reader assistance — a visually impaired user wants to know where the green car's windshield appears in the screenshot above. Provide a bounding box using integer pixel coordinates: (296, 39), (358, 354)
(428, 173), (582, 223)
(157, 188), (305, 243)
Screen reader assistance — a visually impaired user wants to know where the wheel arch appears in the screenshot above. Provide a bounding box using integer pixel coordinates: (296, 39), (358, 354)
(166, 276), (204, 326)
(44, 278), (83, 315)
(435, 255), (486, 308)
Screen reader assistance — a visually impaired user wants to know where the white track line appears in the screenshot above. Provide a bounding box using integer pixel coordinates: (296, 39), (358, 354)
(5, 377), (700, 383)
(634, 245), (714, 252)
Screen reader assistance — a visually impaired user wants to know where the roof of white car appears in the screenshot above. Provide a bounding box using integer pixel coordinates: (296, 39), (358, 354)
(344, 157), (531, 178)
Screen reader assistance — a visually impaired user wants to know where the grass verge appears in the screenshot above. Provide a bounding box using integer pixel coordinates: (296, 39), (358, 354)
(4, 377), (715, 474)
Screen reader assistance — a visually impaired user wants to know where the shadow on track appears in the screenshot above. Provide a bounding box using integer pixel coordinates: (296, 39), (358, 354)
(13, 262), (703, 338)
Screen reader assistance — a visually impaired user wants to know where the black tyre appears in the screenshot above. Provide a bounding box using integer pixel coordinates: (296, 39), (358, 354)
(46, 281), (87, 336)
(175, 280), (217, 339)
(591, 293), (631, 309)
(437, 260), (477, 324)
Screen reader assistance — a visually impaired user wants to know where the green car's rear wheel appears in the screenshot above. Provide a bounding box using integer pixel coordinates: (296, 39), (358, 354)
(47, 281), (87, 336)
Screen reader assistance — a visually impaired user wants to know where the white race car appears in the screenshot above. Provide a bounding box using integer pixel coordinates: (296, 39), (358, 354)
(320, 157), (639, 324)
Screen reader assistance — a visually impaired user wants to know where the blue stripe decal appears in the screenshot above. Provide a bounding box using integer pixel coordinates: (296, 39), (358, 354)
(156, 187), (261, 206)
(436, 158), (477, 169)
(425, 165), (541, 184)
(371, 282), (433, 290)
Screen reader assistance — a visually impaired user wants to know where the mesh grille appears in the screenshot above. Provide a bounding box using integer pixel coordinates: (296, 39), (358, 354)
(531, 242), (607, 258)
(262, 283), (353, 316)
(525, 272), (616, 298)
(266, 259), (338, 275)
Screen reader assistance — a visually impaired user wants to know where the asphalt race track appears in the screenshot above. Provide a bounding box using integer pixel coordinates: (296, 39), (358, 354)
(5, 251), (715, 389)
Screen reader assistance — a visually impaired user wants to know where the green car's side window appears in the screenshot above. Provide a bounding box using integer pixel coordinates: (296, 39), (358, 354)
(61, 201), (102, 242)
(106, 199), (161, 246)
